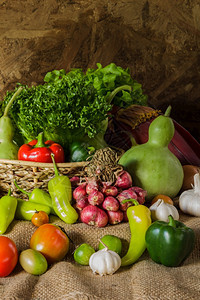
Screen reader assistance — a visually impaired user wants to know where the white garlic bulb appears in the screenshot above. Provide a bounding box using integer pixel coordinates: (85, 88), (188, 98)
(89, 242), (121, 276)
(149, 199), (179, 222)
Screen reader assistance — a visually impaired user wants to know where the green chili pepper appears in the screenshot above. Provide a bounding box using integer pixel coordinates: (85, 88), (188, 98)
(0, 189), (17, 234)
(48, 153), (78, 224)
(14, 180), (55, 215)
(121, 199), (152, 266)
(15, 199), (51, 221)
(145, 215), (195, 267)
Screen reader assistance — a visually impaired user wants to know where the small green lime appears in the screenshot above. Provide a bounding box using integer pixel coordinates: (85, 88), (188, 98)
(98, 235), (122, 255)
(74, 243), (95, 265)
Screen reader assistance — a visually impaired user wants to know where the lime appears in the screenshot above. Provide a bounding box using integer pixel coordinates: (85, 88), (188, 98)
(98, 235), (122, 255)
(74, 243), (95, 265)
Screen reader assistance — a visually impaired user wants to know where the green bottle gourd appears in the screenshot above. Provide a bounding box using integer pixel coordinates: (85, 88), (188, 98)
(119, 106), (184, 200)
(0, 87), (23, 160)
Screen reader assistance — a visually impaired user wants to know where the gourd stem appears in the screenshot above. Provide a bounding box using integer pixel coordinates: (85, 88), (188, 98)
(51, 153), (59, 177)
(107, 85), (132, 104)
(4, 86), (23, 117)
(164, 105), (172, 117)
(168, 215), (176, 228)
(14, 180), (31, 196)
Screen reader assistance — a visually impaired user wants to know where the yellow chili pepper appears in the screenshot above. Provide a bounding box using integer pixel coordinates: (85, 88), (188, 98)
(121, 199), (152, 266)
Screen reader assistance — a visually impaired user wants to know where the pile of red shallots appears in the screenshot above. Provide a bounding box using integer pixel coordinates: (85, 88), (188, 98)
(71, 171), (147, 227)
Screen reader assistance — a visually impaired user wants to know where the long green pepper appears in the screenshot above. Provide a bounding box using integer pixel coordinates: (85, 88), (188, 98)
(15, 199), (51, 221)
(14, 180), (55, 215)
(48, 153), (78, 224)
(0, 189), (17, 234)
(121, 199), (152, 266)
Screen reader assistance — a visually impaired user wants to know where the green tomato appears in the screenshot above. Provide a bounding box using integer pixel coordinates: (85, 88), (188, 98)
(98, 235), (122, 255)
(74, 243), (95, 265)
(19, 249), (48, 275)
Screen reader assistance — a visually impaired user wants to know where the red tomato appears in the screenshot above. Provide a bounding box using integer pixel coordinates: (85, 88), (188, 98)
(30, 224), (69, 264)
(31, 211), (49, 227)
(0, 236), (18, 277)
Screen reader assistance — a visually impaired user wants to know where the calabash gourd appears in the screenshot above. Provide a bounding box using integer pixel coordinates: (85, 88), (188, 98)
(0, 87), (23, 160)
(119, 106), (184, 200)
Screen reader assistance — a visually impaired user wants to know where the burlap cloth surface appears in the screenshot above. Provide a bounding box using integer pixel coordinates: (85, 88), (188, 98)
(0, 212), (199, 300)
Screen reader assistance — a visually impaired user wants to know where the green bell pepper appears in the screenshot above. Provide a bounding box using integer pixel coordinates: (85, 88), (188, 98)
(145, 215), (195, 267)
(0, 189), (17, 234)
(69, 141), (94, 162)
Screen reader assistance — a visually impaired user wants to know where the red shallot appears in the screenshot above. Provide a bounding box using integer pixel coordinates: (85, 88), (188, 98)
(102, 196), (120, 211)
(115, 171), (132, 189)
(80, 205), (108, 227)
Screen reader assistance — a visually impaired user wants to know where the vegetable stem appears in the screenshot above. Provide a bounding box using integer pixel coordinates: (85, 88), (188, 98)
(4, 87), (23, 117)
(107, 85), (132, 104)
(35, 132), (46, 148)
(168, 215), (176, 228)
(164, 105), (172, 117)
(99, 239), (108, 251)
(7, 188), (11, 196)
(121, 198), (139, 205)
(51, 153), (59, 177)
(14, 180), (31, 196)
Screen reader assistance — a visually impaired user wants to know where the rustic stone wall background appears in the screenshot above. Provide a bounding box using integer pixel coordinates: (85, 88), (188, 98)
(0, 0), (200, 141)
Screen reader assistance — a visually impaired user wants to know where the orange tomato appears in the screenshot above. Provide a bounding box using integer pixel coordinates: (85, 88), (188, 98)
(31, 211), (49, 227)
(151, 194), (174, 205)
(30, 224), (69, 264)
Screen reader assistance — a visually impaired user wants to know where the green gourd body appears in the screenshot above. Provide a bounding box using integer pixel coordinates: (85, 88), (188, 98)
(0, 87), (23, 160)
(119, 107), (184, 200)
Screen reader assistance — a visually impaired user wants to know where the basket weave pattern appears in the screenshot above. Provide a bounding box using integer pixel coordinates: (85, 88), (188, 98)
(0, 159), (87, 198)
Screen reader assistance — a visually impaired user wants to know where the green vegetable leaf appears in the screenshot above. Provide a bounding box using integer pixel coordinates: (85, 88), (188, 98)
(1, 63), (147, 152)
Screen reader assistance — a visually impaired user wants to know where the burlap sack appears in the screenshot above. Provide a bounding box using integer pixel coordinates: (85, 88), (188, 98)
(0, 212), (200, 300)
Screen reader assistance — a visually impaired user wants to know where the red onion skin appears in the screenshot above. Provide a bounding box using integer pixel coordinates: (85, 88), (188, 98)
(80, 205), (108, 227)
(117, 189), (138, 211)
(115, 171), (132, 189)
(86, 179), (99, 194)
(102, 196), (120, 211)
(70, 176), (80, 187)
(129, 187), (147, 204)
(107, 210), (124, 225)
(102, 186), (118, 197)
(73, 183), (87, 200)
(88, 190), (104, 206)
(123, 211), (128, 222)
(75, 196), (89, 210)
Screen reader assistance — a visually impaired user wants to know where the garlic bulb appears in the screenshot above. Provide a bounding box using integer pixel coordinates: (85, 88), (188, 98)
(89, 242), (121, 276)
(179, 173), (200, 216)
(149, 199), (179, 222)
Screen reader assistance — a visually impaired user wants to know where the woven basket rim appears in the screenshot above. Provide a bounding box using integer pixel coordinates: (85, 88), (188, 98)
(0, 159), (87, 168)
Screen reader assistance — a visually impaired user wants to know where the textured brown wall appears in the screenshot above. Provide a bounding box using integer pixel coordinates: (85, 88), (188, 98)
(0, 0), (200, 141)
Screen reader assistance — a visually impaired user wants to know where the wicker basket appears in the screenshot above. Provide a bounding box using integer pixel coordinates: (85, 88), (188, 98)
(0, 159), (88, 198)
